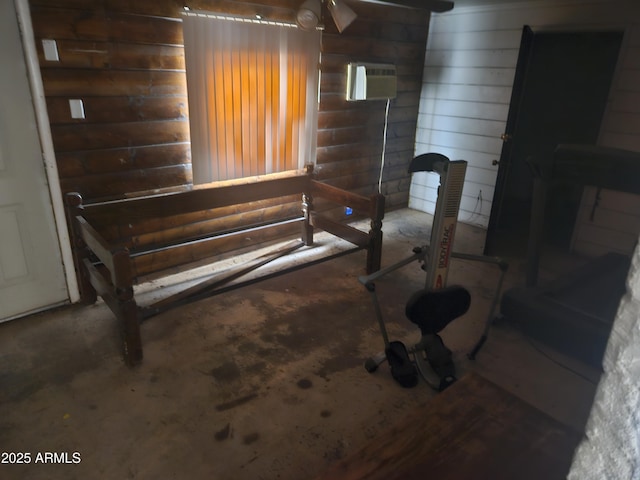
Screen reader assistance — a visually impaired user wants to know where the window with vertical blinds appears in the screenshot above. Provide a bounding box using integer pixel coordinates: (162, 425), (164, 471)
(182, 13), (321, 184)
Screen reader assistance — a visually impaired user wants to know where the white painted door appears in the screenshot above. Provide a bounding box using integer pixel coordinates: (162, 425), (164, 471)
(0, 1), (68, 321)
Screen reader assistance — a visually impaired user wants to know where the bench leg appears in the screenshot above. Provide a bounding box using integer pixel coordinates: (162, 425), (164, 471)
(367, 218), (383, 274)
(301, 192), (314, 246)
(116, 288), (143, 367)
(77, 252), (98, 304)
(367, 193), (385, 274)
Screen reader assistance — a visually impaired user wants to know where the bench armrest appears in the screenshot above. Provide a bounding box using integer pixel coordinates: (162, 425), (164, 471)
(75, 216), (132, 289)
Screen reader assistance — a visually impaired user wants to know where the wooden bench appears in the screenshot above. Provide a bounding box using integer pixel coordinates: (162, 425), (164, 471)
(65, 167), (385, 366)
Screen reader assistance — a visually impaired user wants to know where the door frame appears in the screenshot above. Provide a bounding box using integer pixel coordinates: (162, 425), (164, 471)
(484, 25), (534, 256)
(14, 0), (79, 305)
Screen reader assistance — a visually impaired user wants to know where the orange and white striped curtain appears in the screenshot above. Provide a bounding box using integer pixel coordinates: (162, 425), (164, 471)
(183, 13), (321, 184)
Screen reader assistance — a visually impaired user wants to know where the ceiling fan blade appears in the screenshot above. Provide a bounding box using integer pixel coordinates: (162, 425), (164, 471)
(358, 0), (454, 13)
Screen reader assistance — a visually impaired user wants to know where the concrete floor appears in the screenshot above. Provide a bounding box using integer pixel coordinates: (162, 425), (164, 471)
(0, 208), (601, 480)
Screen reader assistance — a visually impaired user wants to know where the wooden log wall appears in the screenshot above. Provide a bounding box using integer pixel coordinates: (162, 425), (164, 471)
(317, 2), (431, 208)
(30, 0), (429, 202)
(30, 0), (430, 269)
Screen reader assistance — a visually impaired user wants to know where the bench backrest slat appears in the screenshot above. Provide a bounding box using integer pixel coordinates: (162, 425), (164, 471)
(82, 174), (310, 224)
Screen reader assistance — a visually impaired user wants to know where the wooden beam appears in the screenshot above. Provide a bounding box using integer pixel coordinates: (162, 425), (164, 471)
(359, 0), (454, 13)
(142, 240), (304, 319)
(76, 216), (132, 288)
(310, 213), (369, 248)
(83, 174), (310, 223)
(310, 180), (373, 216)
(131, 220), (303, 278)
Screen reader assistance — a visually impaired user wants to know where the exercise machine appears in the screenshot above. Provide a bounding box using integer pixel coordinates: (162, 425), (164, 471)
(359, 153), (508, 391)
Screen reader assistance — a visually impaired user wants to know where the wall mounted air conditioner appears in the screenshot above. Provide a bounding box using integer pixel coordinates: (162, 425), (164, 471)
(346, 62), (397, 101)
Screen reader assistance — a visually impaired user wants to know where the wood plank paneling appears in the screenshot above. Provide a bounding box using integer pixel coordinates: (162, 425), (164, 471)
(60, 165), (192, 200)
(42, 70), (187, 97)
(46, 96), (188, 124)
(31, 7), (184, 45)
(572, 186), (640, 256)
(37, 40), (185, 70)
(423, 66), (517, 87)
(411, 0), (640, 242)
(56, 143), (190, 177)
(317, 3), (429, 209)
(32, 2), (188, 203)
(30, 0), (430, 269)
(32, 0), (429, 204)
(51, 120), (189, 152)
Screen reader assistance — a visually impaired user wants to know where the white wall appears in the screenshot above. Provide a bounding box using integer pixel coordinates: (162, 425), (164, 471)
(572, 19), (640, 256)
(412, 3), (640, 472)
(411, 0), (640, 256)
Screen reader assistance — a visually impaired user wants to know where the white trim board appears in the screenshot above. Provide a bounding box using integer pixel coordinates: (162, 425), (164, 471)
(14, 0), (79, 303)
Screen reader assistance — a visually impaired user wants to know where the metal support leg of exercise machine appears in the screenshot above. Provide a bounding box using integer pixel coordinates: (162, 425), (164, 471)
(359, 153), (509, 391)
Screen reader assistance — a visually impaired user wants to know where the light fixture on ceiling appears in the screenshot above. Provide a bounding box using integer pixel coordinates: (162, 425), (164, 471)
(327, 0), (357, 33)
(296, 0), (322, 30)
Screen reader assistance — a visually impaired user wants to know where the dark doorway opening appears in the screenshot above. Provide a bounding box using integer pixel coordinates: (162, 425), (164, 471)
(484, 27), (623, 257)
